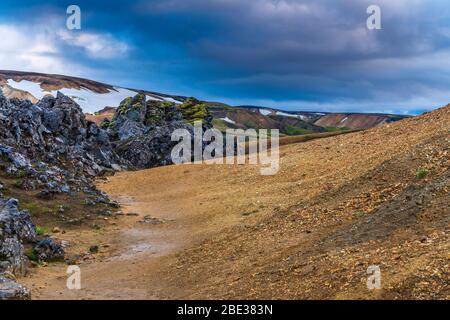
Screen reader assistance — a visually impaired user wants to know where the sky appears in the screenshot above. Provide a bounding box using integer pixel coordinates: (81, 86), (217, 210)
(1, 0), (450, 114)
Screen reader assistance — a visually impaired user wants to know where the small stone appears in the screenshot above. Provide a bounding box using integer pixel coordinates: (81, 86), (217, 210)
(139, 215), (164, 225)
(89, 245), (99, 254)
(60, 240), (70, 249)
(126, 212), (139, 216)
(0, 273), (31, 300)
(34, 238), (65, 262)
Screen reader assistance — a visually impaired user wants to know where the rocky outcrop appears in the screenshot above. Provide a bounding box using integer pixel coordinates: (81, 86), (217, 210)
(0, 89), (215, 298)
(104, 94), (212, 169)
(0, 88), (127, 200)
(114, 122), (193, 168)
(33, 238), (65, 262)
(0, 198), (36, 275)
(0, 197), (36, 300)
(0, 88), (123, 299)
(0, 273), (30, 300)
(0, 90), (123, 177)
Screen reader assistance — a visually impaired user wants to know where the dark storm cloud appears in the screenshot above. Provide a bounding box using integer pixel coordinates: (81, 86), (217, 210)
(133, 0), (450, 107)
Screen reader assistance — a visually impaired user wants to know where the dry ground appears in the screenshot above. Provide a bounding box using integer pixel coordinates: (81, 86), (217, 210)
(22, 105), (449, 299)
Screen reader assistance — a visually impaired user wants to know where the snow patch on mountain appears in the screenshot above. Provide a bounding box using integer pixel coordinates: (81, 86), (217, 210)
(259, 109), (272, 116)
(221, 117), (236, 124)
(162, 97), (182, 104)
(6, 79), (184, 113)
(340, 116), (349, 123)
(276, 111), (307, 120)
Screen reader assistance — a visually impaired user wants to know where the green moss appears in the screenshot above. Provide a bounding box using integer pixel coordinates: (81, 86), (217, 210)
(22, 202), (39, 212)
(12, 179), (23, 189)
(116, 97), (132, 115)
(178, 97), (211, 125)
(24, 248), (38, 262)
(212, 119), (231, 132)
(100, 119), (111, 129)
(114, 93), (147, 121)
(416, 168), (428, 179)
(35, 226), (47, 236)
(160, 101), (173, 109)
(22, 202), (53, 216)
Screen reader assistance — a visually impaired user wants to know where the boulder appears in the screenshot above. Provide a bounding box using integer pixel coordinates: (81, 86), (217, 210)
(0, 273), (30, 300)
(33, 238), (65, 262)
(114, 121), (193, 169)
(0, 198), (36, 275)
(107, 94), (213, 169)
(0, 90), (124, 179)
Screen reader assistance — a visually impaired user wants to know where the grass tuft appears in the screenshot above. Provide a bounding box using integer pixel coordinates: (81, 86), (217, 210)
(416, 168), (428, 179)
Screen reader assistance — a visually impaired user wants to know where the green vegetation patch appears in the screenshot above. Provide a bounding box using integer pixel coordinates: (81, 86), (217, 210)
(35, 226), (47, 236)
(178, 97), (211, 125)
(22, 201), (54, 217)
(284, 125), (314, 136)
(212, 118), (231, 132)
(416, 168), (429, 179)
(24, 248), (38, 262)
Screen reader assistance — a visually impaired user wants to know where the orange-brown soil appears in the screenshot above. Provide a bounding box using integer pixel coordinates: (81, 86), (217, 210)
(314, 113), (406, 130)
(22, 105), (449, 299)
(85, 107), (116, 124)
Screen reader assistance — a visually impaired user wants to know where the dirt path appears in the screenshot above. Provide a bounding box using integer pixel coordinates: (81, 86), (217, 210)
(22, 164), (245, 299)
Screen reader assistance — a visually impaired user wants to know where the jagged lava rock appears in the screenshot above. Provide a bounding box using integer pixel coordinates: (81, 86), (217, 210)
(0, 198), (36, 275)
(0, 273), (30, 300)
(33, 238), (65, 262)
(105, 94), (213, 169)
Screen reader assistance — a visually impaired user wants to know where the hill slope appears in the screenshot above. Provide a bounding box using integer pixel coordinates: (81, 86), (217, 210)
(314, 113), (407, 129)
(24, 104), (448, 299)
(115, 105), (450, 299)
(154, 105), (449, 299)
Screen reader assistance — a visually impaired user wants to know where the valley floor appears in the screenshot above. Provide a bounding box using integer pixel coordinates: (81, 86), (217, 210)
(22, 106), (449, 299)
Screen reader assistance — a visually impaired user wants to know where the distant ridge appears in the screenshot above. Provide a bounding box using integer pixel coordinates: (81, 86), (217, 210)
(0, 70), (409, 133)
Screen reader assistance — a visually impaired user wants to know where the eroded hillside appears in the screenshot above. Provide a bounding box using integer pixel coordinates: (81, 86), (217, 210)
(21, 104), (448, 300)
(102, 105), (448, 299)
(156, 106), (449, 299)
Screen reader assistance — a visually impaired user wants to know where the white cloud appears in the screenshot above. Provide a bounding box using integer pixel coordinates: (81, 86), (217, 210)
(58, 30), (129, 59)
(0, 24), (128, 76)
(0, 24), (87, 75)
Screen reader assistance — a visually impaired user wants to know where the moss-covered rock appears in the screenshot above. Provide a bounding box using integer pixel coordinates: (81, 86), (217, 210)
(99, 118), (111, 130)
(177, 97), (212, 127)
(113, 92), (147, 123)
(144, 100), (183, 126)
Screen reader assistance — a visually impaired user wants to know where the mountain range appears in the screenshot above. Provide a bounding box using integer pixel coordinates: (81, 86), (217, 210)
(0, 70), (409, 136)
